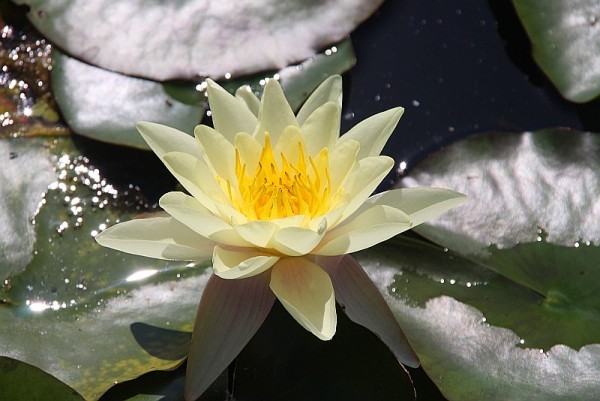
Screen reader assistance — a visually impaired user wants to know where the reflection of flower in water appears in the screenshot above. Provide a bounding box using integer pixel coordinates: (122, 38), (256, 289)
(96, 75), (465, 399)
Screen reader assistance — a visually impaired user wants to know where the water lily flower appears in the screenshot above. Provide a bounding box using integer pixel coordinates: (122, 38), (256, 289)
(95, 75), (466, 400)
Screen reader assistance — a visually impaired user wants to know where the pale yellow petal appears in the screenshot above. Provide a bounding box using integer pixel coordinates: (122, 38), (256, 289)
(235, 85), (260, 116)
(254, 79), (298, 144)
(95, 216), (214, 261)
(269, 257), (336, 340)
(300, 101), (341, 156)
(296, 75), (343, 125)
(162, 151), (224, 215)
(338, 156), (395, 222)
(368, 187), (467, 226)
(233, 220), (278, 248)
(234, 132), (262, 176)
(136, 121), (203, 160)
(329, 139), (360, 192)
(338, 107), (404, 159)
(314, 204), (411, 255)
(271, 219), (327, 256)
(194, 125), (236, 182)
(206, 79), (257, 141)
(273, 126), (304, 166)
(213, 246), (279, 279)
(159, 192), (251, 247)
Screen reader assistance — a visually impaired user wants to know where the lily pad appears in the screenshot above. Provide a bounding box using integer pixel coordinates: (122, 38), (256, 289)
(513, 0), (600, 102)
(51, 51), (204, 150)
(364, 128), (600, 400)
(401, 128), (600, 256)
(15, 0), (381, 81)
(0, 136), (211, 400)
(357, 238), (600, 401)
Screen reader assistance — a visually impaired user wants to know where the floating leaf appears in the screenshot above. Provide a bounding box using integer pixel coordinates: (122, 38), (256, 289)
(365, 128), (600, 400)
(0, 136), (210, 400)
(513, 0), (600, 102)
(51, 51), (204, 149)
(357, 238), (600, 401)
(14, 0), (381, 81)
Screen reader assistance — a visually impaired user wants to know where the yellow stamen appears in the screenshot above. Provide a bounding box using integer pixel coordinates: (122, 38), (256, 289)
(223, 133), (342, 221)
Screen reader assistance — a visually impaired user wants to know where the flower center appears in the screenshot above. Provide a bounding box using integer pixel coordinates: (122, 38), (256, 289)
(226, 134), (339, 221)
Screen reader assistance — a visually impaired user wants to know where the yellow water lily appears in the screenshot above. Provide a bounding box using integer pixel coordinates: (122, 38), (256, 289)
(95, 75), (465, 400)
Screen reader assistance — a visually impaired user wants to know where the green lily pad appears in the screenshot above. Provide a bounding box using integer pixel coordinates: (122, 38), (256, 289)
(14, 0), (381, 81)
(356, 237), (600, 401)
(51, 50), (205, 150)
(513, 0), (600, 102)
(370, 128), (600, 400)
(0, 136), (210, 400)
(0, 357), (85, 401)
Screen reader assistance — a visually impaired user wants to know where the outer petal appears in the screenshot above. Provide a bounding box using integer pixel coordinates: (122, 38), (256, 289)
(337, 107), (404, 160)
(254, 79), (298, 144)
(137, 121), (203, 160)
(95, 215), (214, 261)
(269, 257), (336, 340)
(318, 255), (420, 368)
(184, 272), (275, 401)
(339, 155), (395, 222)
(296, 75), (343, 125)
(206, 79), (257, 141)
(194, 125), (236, 181)
(159, 192), (250, 247)
(235, 85), (260, 116)
(369, 187), (468, 226)
(301, 101), (341, 156)
(271, 219), (328, 256)
(212, 246), (279, 279)
(314, 204), (411, 256)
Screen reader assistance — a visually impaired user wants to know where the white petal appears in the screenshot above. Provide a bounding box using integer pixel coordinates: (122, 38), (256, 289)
(212, 246), (279, 279)
(338, 107), (404, 159)
(137, 121), (203, 160)
(159, 192), (250, 247)
(274, 126), (305, 166)
(339, 155), (395, 222)
(318, 255), (420, 368)
(296, 75), (343, 125)
(369, 187), (467, 226)
(185, 272), (275, 401)
(206, 79), (257, 141)
(194, 125), (236, 182)
(235, 85), (260, 116)
(95, 215), (214, 261)
(269, 257), (336, 340)
(314, 204), (411, 255)
(271, 219), (328, 256)
(300, 101), (341, 156)
(254, 79), (298, 144)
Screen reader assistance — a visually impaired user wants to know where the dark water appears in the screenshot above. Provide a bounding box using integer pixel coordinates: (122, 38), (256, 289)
(346, 0), (588, 174)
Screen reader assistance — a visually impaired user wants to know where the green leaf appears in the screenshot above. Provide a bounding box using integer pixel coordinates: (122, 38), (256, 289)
(0, 358), (85, 401)
(357, 238), (600, 401)
(513, 0), (600, 102)
(51, 51), (204, 150)
(376, 128), (600, 400)
(14, 0), (379, 80)
(0, 136), (209, 400)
